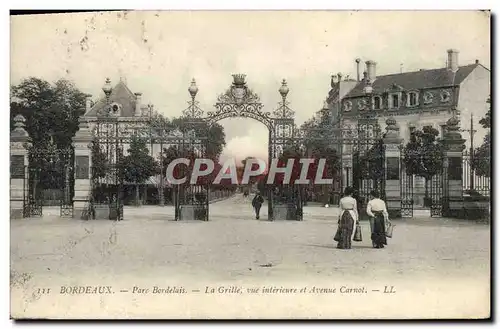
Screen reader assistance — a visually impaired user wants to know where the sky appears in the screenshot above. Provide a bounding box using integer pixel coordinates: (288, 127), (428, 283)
(10, 11), (490, 162)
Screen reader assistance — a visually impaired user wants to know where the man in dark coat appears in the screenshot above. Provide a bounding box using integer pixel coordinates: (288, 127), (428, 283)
(251, 191), (264, 220)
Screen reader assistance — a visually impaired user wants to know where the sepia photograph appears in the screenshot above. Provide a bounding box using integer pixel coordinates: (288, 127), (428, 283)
(9, 10), (491, 319)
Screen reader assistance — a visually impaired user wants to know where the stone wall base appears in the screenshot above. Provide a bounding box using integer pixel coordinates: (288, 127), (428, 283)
(10, 208), (24, 219)
(180, 205), (208, 221)
(10, 200), (24, 219)
(272, 204), (298, 221)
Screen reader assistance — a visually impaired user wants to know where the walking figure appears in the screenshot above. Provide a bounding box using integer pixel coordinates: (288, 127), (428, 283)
(252, 191), (264, 220)
(366, 190), (390, 249)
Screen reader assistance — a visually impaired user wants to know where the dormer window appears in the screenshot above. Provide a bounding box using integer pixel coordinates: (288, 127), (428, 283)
(343, 101), (352, 112)
(440, 90), (451, 103)
(389, 93), (401, 109)
(407, 91), (419, 107)
(373, 96), (382, 110)
(109, 102), (122, 116)
(357, 99), (369, 111)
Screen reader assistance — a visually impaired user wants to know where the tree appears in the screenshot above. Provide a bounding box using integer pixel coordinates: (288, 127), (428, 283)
(402, 126), (445, 205)
(356, 139), (385, 186)
(472, 96), (491, 177)
(11, 77), (86, 148)
(11, 77), (87, 192)
(170, 117), (226, 160)
(241, 156), (262, 187)
(119, 136), (158, 206)
(300, 111), (341, 204)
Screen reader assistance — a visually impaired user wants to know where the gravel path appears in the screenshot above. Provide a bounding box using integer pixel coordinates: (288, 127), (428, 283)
(10, 194), (490, 319)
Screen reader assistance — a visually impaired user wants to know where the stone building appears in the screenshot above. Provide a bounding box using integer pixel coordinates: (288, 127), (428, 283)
(325, 49), (490, 206)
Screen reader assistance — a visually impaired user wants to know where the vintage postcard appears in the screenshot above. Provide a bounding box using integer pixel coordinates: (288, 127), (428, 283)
(9, 10), (491, 319)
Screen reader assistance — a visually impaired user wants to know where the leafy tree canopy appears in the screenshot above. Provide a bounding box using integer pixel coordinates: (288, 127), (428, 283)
(402, 126), (445, 179)
(472, 96), (491, 177)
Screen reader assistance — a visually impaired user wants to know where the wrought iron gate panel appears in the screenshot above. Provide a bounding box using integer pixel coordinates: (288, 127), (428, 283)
(430, 171), (443, 217)
(23, 167), (43, 217)
(352, 118), (385, 206)
(268, 117), (302, 220)
(176, 123), (209, 221)
(59, 149), (74, 217)
(400, 158), (414, 218)
(91, 115), (125, 220)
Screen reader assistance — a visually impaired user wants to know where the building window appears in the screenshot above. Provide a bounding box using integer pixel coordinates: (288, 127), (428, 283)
(390, 94), (400, 108)
(343, 101), (352, 112)
(407, 91), (419, 107)
(423, 91), (434, 104)
(373, 96), (382, 110)
(440, 90), (451, 103)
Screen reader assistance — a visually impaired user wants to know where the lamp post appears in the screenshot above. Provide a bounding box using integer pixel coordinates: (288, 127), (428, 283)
(102, 78), (112, 104)
(158, 129), (164, 207)
(460, 112), (477, 191)
(101, 78), (121, 220)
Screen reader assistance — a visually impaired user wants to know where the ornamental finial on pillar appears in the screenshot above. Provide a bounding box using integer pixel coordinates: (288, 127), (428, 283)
(11, 114), (29, 138)
(444, 115), (464, 142)
(383, 116), (402, 142)
(232, 74), (246, 86)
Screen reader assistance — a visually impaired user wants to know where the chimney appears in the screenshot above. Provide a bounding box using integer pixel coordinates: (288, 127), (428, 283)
(337, 72), (343, 83)
(85, 94), (92, 113)
(362, 70), (373, 94)
(447, 49), (459, 72)
(475, 59), (480, 64)
(365, 60), (377, 84)
(134, 92), (142, 116)
(355, 58), (361, 82)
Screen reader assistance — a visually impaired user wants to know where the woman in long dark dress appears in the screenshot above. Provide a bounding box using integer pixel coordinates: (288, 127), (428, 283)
(366, 190), (390, 249)
(336, 187), (359, 249)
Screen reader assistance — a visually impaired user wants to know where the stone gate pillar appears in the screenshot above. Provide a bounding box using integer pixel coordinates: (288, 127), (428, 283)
(382, 117), (403, 218)
(341, 141), (353, 190)
(442, 116), (466, 218)
(72, 117), (93, 219)
(10, 115), (30, 219)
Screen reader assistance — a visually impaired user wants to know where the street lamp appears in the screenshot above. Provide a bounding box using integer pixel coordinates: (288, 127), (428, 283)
(102, 78), (113, 105)
(101, 78), (121, 220)
(188, 78), (199, 99)
(459, 112), (477, 191)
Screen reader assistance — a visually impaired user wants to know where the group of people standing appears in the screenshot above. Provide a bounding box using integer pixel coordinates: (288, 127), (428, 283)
(336, 187), (391, 249)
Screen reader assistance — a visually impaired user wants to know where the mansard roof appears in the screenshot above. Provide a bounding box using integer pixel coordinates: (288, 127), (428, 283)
(85, 80), (138, 117)
(344, 63), (484, 98)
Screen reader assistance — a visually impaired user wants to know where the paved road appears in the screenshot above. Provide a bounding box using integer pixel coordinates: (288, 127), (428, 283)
(11, 194), (490, 319)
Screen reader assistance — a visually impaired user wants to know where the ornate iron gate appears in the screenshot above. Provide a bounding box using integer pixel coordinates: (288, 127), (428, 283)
(24, 146), (74, 218)
(430, 167), (444, 217)
(91, 114), (125, 220)
(400, 157), (414, 218)
(59, 149), (74, 217)
(185, 74), (304, 221)
(352, 118), (385, 207)
(23, 167), (43, 217)
(173, 120), (209, 221)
